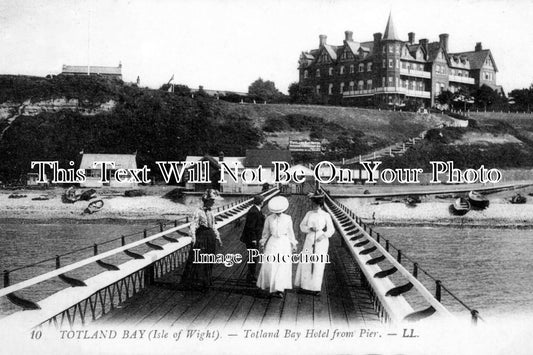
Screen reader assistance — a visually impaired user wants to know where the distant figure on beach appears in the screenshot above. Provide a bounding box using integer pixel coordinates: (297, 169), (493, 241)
(294, 191), (334, 296)
(257, 196), (297, 298)
(181, 189), (223, 289)
(240, 195), (265, 283)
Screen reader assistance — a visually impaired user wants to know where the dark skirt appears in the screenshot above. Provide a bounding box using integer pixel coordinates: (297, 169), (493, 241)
(181, 226), (217, 288)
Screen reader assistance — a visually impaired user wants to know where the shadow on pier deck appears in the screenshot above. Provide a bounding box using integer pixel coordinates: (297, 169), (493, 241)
(97, 196), (380, 328)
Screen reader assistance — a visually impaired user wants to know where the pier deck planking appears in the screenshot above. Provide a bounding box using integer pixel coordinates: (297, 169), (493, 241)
(98, 196), (379, 328)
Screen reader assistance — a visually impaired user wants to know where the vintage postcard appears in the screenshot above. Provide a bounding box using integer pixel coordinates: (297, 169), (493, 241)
(0, 0), (532, 354)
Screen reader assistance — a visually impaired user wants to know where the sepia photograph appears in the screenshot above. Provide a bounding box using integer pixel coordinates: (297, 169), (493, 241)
(0, 0), (532, 354)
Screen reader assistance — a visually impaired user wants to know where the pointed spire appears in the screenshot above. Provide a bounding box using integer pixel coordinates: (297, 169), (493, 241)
(383, 12), (400, 41)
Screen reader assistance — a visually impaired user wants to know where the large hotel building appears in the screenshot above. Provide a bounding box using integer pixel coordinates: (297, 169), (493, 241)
(298, 13), (501, 107)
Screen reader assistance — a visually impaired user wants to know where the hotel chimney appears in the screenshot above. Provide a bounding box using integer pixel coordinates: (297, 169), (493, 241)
(408, 32), (415, 44)
(475, 42), (483, 52)
(319, 34), (327, 47)
(439, 33), (449, 52)
(344, 30), (353, 42)
(419, 38), (429, 55)
(373, 32), (382, 52)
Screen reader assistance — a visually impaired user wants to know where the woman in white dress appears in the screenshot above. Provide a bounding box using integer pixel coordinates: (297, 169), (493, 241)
(257, 196), (298, 298)
(294, 191), (334, 296)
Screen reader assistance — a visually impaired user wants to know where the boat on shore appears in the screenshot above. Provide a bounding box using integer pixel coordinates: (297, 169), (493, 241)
(84, 199), (104, 214)
(468, 191), (490, 210)
(449, 197), (471, 216)
(510, 193), (527, 204)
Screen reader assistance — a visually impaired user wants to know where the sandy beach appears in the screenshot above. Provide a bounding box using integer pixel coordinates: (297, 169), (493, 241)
(1, 184), (533, 227)
(339, 185), (533, 228)
(0, 186), (235, 223)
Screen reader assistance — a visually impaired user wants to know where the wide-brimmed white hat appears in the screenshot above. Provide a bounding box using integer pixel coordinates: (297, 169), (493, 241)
(268, 196), (289, 213)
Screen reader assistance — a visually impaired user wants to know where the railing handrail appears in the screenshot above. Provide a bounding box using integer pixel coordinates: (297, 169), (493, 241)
(322, 189), (454, 323)
(0, 188), (279, 298)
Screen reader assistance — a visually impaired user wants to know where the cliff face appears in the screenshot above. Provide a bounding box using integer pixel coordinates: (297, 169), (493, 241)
(0, 98), (116, 121)
(0, 98), (116, 139)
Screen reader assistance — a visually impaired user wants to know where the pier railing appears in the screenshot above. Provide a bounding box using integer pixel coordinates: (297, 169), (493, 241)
(322, 189), (458, 324)
(0, 188), (280, 330)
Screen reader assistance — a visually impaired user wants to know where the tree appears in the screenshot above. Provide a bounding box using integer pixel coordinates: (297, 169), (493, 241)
(509, 85), (533, 112)
(288, 82), (318, 104)
(248, 78), (281, 102)
(472, 84), (507, 111)
(436, 90), (454, 106)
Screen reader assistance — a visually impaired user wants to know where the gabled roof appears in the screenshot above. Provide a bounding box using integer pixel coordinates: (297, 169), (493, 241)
(345, 41), (361, 56)
(80, 153), (136, 170)
(185, 155), (246, 170)
(322, 44), (338, 61)
(360, 41), (374, 53)
(449, 49), (497, 71)
(383, 12), (400, 41)
(426, 42), (443, 62)
(244, 150), (291, 168)
(62, 65), (122, 75)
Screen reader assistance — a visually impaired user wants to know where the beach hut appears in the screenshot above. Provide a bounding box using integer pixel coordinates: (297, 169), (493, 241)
(79, 153), (138, 188)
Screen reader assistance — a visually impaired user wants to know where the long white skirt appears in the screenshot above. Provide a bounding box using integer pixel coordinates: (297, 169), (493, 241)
(294, 234), (329, 291)
(256, 237), (293, 293)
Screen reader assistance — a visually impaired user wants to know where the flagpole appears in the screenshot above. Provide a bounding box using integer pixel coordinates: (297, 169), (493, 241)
(87, 4), (91, 75)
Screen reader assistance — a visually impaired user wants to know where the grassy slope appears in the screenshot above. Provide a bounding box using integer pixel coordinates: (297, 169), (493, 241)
(224, 103), (440, 142)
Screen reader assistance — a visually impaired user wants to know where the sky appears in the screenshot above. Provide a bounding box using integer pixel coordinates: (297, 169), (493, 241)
(0, 0), (532, 94)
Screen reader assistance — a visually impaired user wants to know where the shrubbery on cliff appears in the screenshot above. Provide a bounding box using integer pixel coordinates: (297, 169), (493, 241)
(0, 76), (262, 182)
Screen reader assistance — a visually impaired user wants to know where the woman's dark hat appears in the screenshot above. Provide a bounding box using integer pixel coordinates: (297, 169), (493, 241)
(202, 189), (223, 202)
(252, 195), (264, 205)
(308, 190), (325, 202)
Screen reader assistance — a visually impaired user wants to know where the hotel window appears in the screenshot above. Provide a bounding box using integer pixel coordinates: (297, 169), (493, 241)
(316, 85), (321, 94)
(382, 77), (385, 87)
(367, 80), (373, 90)
(358, 80), (364, 90)
(340, 82), (345, 93)
(316, 69), (320, 77)
(328, 67), (333, 76)
(358, 64), (364, 72)
(382, 59), (386, 68)
(395, 44), (400, 55)
(351, 64), (355, 73)
(328, 83), (333, 95)
(389, 45), (394, 53)
(340, 66), (345, 74)
(388, 76), (393, 86)
(382, 45), (386, 54)
(396, 60), (400, 69)
(303, 70), (308, 79)
(389, 59), (393, 68)
(349, 81), (355, 90)
(367, 62), (372, 72)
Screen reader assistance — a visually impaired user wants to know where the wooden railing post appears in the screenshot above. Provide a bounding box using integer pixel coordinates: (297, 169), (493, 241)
(55, 255), (61, 269)
(413, 263), (418, 278)
(435, 280), (442, 302)
(471, 310), (479, 325)
(3, 270), (9, 287)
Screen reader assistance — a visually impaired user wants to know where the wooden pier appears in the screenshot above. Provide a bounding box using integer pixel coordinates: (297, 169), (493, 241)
(97, 196), (380, 328)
